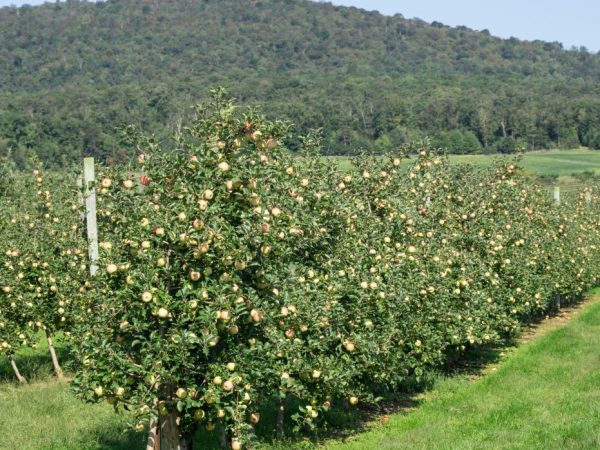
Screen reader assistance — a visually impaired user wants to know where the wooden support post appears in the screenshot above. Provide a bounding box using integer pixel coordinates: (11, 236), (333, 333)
(553, 186), (560, 206)
(83, 157), (99, 276)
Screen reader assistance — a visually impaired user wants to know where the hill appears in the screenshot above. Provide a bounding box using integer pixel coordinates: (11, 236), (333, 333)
(1, 0), (600, 167)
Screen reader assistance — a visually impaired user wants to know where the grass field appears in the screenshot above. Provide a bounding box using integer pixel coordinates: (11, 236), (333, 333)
(2, 291), (600, 449)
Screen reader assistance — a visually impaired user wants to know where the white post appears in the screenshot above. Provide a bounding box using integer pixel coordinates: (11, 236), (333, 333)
(553, 186), (560, 206)
(585, 191), (592, 207)
(83, 157), (99, 276)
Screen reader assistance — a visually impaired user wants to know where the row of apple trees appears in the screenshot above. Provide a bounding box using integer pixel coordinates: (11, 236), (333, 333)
(1, 90), (599, 449)
(0, 159), (88, 382)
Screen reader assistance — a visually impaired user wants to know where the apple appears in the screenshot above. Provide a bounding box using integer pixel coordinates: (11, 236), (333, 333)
(217, 162), (230, 172)
(202, 189), (214, 200)
(158, 308), (169, 319)
(94, 386), (104, 397)
(115, 387), (125, 397)
(140, 175), (150, 186)
(205, 422), (215, 431)
(101, 178), (112, 188)
(227, 362), (236, 371)
(250, 309), (261, 322)
(190, 271), (201, 281)
(349, 396), (359, 406)
(194, 409), (206, 421)
(344, 340), (356, 352)
(223, 380), (234, 391)
(106, 264), (118, 275)
(217, 409), (226, 418)
(176, 388), (187, 399)
(231, 439), (242, 450)
(123, 180), (134, 189)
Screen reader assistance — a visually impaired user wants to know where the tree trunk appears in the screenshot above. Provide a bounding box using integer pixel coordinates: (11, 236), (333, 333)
(154, 410), (192, 450)
(8, 355), (26, 383)
(147, 419), (158, 450)
(276, 396), (286, 439)
(217, 422), (228, 449)
(45, 329), (63, 379)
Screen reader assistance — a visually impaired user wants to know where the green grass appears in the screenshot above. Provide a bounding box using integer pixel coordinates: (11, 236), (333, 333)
(2, 292), (600, 449)
(0, 334), (144, 450)
(325, 290), (600, 450)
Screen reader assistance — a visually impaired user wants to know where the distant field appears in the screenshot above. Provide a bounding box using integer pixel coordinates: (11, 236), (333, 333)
(332, 149), (600, 176)
(448, 149), (600, 176)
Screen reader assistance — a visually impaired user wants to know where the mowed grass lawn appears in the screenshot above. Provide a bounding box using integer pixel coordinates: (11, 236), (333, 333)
(2, 292), (600, 450)
(332, 149), (600, 176)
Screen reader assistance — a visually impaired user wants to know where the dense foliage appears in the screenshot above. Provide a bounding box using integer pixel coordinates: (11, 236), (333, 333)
(1, 92), (600, 448)
(2, 0), (600, 168)
(0, 161), (87, 380)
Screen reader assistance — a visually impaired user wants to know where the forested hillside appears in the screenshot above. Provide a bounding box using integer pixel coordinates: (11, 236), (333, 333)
(1, 0), (600, 167)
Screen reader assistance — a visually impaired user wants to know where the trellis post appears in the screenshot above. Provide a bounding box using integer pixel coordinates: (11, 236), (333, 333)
(83, 157), (99, 276)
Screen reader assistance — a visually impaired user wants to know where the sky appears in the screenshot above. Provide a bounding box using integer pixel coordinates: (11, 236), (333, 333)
(0, 0), (598, 52)
(329, 0), (600, 52)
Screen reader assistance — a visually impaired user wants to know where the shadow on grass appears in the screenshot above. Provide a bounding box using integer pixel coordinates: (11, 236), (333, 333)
(186, 391), (423, 450)
(73, 424), (146, 450)
(0, 343), (71, 384)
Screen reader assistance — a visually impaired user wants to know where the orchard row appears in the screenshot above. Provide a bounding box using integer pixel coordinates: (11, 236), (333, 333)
(1, 90), (599, 449)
